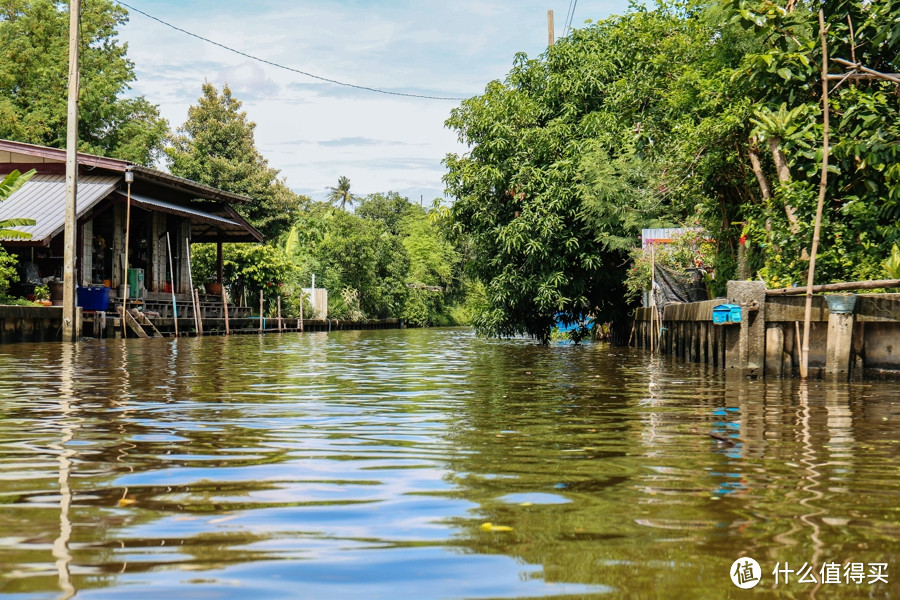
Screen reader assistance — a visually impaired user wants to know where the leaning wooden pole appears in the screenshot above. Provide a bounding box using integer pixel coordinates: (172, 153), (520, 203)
(801, 10), (831, 380)
(62, 0), (81, 342)
(221, 286), (230, 335)
(166, 232), (178, 336)
(194, 288), (204, 336)
(259, 290), (264, 333)
(185, 239), (200, 334)
(277, 295), (283, 332)
(121, 176), (132, 339)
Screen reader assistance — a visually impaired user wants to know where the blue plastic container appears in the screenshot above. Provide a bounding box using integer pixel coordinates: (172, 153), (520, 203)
(712, 303), (742, 325)
(76, 286), (110, 311)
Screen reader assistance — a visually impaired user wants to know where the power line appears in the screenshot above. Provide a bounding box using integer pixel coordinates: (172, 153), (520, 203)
(564, 0), (576, 33)
(115, 1), (466, 102)
(566, 0), (579, 32)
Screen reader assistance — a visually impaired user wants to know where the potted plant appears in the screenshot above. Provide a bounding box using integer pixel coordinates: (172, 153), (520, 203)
(33, 284), (52, 306)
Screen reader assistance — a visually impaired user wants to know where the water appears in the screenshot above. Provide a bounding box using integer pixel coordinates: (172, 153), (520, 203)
(0, 328), (898, 599)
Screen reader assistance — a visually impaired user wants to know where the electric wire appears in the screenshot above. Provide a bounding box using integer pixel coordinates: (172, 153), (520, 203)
(564, 0), (576, 33)
(115, 1), (466, 102)
(566, 0), (579, 32)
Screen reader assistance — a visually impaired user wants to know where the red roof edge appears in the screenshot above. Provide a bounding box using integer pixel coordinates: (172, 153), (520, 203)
(0, 139), (129, 171)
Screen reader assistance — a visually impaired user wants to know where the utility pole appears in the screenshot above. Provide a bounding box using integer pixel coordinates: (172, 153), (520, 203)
(62, 0), (81, 342)
(547, 9), (555, 46)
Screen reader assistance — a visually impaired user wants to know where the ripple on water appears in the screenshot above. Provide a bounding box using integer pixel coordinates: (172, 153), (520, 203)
(0, 329), (898, 599)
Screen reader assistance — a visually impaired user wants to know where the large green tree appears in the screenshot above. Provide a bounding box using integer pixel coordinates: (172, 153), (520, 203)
(0, 0), (168, 164)
(444, 5), (750, 341)
(167, 82), (304, 239)
(707, 0), (900, 287)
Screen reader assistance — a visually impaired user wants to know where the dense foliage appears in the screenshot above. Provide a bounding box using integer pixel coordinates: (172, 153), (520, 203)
(0, 0), (168, 164)
(192, 191), (470, 325)
(711, 0), (900, 287)
(445, 0), (900, 341)
(167, 83), (305, 239)
(278, 193), (469, 325)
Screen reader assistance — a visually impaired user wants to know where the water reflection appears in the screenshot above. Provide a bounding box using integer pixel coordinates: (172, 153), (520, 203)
(0, 330), (897, 599)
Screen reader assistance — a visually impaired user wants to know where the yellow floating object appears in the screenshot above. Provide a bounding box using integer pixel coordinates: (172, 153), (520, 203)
(480, 522), (513, 532)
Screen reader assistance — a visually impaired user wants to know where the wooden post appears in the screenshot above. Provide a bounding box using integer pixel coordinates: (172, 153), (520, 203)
(194, 288), (203, 335)
(259, 290), (264, 333)
(277, 295), (283, 332)
(62, 0), (81, 343)
(166, 232), (178, 336)
(299, 292), (304, 333)
(121, 178), (132, 339)
(801, 10), (831, 380)
(185, 238), (199, 333)
(221, 285), (230, 335)
(547, 9), (554, 46)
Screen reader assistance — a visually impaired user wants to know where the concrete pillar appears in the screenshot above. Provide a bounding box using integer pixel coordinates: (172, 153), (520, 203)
(765, 324), (784, 378)
(825, 312), (855, 381)
(725, 280), (767, 376)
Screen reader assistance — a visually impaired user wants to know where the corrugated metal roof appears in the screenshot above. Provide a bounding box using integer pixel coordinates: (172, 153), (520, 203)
(0, 174), (119, 243)
(128, 193), (241, 228)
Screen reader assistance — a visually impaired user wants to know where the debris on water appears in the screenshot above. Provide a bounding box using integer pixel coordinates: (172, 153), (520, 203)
(481, 522), (513, 532)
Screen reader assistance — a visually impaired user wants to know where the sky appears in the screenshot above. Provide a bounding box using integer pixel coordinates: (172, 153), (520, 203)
(118, 0), (632, 204)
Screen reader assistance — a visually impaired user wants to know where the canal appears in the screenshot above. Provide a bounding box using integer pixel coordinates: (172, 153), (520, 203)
(0, 328), (897, 598)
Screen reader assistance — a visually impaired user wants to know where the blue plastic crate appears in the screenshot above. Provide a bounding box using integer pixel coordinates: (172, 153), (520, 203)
(712, 303), (742, 325)
(76, 286), (110, 311)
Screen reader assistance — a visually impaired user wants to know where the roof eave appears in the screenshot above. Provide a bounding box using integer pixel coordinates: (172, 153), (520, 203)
(130, 166), (254, 205)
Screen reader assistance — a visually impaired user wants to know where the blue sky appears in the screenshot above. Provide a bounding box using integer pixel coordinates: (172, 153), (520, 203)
(118, 0), (632, 203)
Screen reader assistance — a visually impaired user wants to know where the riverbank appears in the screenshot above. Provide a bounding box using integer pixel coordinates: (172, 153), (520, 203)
(632, 280), (900, 379)
(0, 304), (403, 344)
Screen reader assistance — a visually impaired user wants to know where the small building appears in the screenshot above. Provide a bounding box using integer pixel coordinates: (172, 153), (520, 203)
(0, 139), (262, 304)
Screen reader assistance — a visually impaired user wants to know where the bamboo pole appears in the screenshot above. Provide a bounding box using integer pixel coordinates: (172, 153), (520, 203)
(122, 178), (132, 339)
(767, 279), (900, 296)
(194, 288), (204, 336)
(221, 285), (230, 335)
(259, 290), (264, 333)
(185, 238), (200, 333)
(166, 232), (178, 336)
(277, 295), (283, 332)
(801, 10), (831, 381)
(299, 292), (304, 333)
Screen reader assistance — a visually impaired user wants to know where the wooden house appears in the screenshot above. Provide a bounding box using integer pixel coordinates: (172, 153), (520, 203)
(0, 139), (262, 305)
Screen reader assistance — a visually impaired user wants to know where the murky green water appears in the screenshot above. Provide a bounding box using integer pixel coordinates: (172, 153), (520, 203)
(0, 328), (898, 599)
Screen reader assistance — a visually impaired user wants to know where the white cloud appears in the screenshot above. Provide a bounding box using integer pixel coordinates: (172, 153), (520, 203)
(120, 0), (631, 205)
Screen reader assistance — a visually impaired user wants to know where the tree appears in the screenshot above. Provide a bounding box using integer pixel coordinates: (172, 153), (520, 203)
(0, 169), (36, 299)
(0, 0), (168, 164)
(167, 82), (304, 239)
(326, 176), (356, 211)
(708, 0), (900, 287)
(0, 169), (36, 239)
(314, 210), (409, 319)
(444, 6), (748, 341)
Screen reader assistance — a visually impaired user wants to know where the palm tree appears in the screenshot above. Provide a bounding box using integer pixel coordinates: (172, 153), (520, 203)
(0, 169), (36, 239)
(326, 175), (355, 211)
